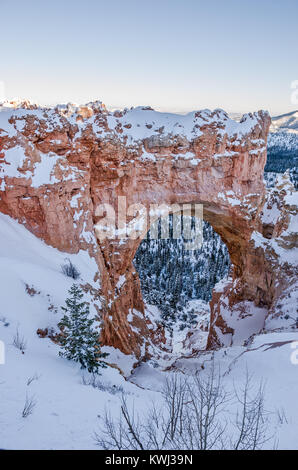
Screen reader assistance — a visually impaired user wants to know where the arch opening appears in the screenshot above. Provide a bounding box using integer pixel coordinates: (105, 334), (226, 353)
(133, 212), (231, 339)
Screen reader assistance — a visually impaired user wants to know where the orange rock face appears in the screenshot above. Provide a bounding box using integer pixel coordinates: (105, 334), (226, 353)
(1, 100), (295, 357)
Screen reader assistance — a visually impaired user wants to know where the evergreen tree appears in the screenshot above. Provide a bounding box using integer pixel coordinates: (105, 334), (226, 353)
(58, 284), (108, 373)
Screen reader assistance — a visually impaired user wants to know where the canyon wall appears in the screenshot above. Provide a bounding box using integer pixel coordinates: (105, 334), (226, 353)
(0, 101), (297, 357)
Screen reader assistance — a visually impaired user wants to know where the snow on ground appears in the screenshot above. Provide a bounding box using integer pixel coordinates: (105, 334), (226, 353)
(103, 106), (265, 143)
(1, 214), (298, 449)
(0, 213), (158, 449)
(151, 331), (298, 450)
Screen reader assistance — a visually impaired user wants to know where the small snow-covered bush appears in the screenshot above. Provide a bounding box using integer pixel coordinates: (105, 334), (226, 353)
(12, 328), (27, 353)
(0, 316), (9, 327)
(22, 394), (37, 418)
(27, 373), (41, 386)
(81, 374), (125, 395)
(61, 258), (80, 280)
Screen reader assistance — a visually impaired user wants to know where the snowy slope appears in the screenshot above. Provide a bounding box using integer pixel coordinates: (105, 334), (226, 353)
(165, 330), (298, 450)
(1, 214), (298, 449)
(0, 213), (157, 449)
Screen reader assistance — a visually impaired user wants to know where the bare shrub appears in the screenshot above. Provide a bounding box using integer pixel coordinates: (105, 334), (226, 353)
(94, 396), (146, 450)
(95, 365), (272, 450)
(61, 258), (80, 280)
(81, 373), (125, 395)
(22, 394), (37, 418)
(0, 316), (9, 327)
(12, 328), (27, 353)
(276, 407), (288, 425)
(27, 373), (41, 386)
(231, 371), (270, 450)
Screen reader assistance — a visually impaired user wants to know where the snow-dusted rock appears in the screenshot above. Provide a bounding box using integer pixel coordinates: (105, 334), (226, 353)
(3, 100), (295, 355)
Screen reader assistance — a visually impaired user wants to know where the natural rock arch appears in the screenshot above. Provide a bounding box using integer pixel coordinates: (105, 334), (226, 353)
(89, 110), (271, 354)
(2, 101), (294, 359)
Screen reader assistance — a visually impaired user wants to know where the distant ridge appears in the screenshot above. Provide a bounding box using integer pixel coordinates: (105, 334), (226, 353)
(271, 109), (298, 133)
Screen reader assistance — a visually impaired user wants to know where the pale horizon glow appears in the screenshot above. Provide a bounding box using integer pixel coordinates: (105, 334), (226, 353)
(1, 0), (298, 116)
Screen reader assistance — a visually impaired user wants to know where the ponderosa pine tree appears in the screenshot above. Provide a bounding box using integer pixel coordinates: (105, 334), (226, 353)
(58, 284), (108, 373)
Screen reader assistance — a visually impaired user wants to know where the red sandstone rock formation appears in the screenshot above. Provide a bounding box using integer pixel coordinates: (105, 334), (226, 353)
(0, 100), (296, 357)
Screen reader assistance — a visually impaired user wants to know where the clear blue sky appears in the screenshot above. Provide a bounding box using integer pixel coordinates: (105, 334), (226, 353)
(1, 0), (298, 115)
